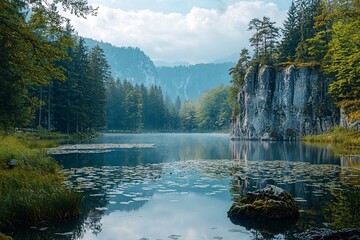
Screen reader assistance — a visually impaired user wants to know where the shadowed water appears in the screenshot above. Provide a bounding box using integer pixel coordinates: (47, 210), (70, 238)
(10, 133), (360, 240)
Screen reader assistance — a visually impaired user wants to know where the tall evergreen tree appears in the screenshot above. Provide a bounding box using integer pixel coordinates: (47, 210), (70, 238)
(248, 18), (262, 60)
(87, 45), (109, 130)
(295, 0), (322, 62)
(248, 17), (279, 65)
(278, 1), (300, 62)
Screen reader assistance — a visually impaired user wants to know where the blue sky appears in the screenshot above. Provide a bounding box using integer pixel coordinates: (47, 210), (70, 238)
(65, 1), (292, 63)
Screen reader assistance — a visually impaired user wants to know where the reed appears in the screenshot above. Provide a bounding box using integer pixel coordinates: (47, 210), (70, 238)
(0, 134), (82, 229)
(302, 127), (360, 146)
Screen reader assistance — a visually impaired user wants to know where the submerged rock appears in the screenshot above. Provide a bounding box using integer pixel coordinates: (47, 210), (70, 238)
(228, 185), (299, 220)
(295, 228), (360, 240)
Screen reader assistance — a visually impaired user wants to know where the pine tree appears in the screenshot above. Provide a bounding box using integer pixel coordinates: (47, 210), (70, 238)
(125, 86), (143, 131)
(87, 45), (109, 130)
(248, 18), (262, 60)
(295, 0), (322, 62)
(307, 0), (333, 63)
(260, 16), (279, 65)
(248, 17), (279, 65)
(278, 1), (300, 62)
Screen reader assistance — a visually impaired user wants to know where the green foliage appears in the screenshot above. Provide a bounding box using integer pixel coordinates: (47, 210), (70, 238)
(50, 37), (109, 133)
(0, 0), (100, 133)
(178, 86), (231, 132)
(106, 79), (179, 131)
(236, 0), (359, 125)
(0, 176), (81, 228)
(248, 16), (279, 65)
(0, 135), (58, 172)
(196, 86), (231, 130)
(0, 134), (81, 229)
(0, 0), (75, 131)
(179, 101), (198, 131)
(278, 1), (300, 62)
(323, 1), (360, 121)
(302, 126), (360, 146)
(228, 49), (250, 119)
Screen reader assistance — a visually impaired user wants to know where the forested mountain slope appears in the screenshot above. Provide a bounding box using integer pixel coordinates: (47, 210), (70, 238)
(85, 38), (158, 87)
(157, 63), (233, 100)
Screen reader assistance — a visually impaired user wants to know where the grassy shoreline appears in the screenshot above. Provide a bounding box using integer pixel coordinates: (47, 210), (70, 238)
(302, 127), (360, 146)
(302, 127), (360, 156)
(0, 133), (82, 238)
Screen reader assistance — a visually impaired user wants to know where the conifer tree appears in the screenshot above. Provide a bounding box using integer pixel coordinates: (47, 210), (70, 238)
(228, 48), (250, 118)
(87, 45), (110, 130)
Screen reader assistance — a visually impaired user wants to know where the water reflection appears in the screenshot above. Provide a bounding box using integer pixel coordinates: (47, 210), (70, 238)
(11, 134), (359, 240)
(231, 141), (341, 164)
(55, 133), (231, 168)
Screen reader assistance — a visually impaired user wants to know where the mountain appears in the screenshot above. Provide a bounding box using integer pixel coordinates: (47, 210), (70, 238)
(157, 63), (234, 100)
(212, 53), (239, 64)
(85, 38), (234, 100)
(153, 60), (190, 67)
(85, 38), (158, 86)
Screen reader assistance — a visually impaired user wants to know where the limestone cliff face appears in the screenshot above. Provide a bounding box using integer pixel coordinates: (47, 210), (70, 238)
(231, 65), (339, 140)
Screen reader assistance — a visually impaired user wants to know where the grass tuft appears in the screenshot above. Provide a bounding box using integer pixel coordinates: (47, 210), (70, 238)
(302, 126), (360, 146)
(0, 134), (82, 230)
(302, 127), (360, 156)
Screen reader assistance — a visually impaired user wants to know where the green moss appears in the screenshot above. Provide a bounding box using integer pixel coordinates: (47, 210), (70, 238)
(0, 233), (13, 240)
(230, 189), (299, 220)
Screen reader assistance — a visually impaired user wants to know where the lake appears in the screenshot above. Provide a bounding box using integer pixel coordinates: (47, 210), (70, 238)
(12, 133), (360, 240)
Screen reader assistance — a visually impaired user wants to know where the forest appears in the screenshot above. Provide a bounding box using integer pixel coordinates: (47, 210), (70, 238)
(1, 0), (359, 134)
(0, 1), (359, 239)
(0, 0), (230, 133)
(229, 0), (360, 123)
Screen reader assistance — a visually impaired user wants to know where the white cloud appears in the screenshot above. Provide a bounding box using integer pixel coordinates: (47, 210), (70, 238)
(64, 1), (287, 63)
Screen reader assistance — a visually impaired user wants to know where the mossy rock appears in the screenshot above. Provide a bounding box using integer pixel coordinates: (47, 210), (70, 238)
(228, 185), (299, 220)
(0, 233), (13, 240)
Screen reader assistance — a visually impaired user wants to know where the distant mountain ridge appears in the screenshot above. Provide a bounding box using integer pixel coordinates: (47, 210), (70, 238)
(85, 38), (158, 87)
(156, 63), (233, 100)
(211, 53), (238, 64)
(85, 38), (234, 100)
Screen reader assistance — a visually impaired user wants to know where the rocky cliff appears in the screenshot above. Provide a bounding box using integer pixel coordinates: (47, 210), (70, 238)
(231, 65), (339, 140)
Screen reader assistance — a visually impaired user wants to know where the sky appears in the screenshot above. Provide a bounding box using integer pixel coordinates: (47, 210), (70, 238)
(63, 0), (292, 64)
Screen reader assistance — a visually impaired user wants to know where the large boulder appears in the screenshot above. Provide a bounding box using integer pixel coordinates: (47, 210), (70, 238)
(228, 185), (300, 220)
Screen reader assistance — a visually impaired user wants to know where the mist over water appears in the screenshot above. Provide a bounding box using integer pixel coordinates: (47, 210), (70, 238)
(13, 133), (358, 240)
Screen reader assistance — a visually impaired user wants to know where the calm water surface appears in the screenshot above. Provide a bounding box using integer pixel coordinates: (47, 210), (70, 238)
(11, 133), (360, 240)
